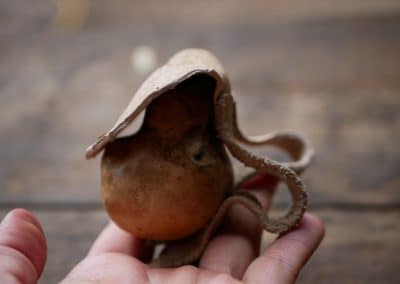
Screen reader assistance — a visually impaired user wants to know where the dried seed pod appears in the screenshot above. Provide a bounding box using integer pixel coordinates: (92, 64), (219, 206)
(86, 48), (314, 267)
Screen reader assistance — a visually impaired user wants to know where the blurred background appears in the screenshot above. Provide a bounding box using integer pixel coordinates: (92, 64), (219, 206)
(1, 0), (400, 283)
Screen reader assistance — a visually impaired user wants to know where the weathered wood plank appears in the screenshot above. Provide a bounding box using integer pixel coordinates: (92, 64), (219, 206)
(1, 1), (399, 204)
(0, 209), (398, 283)
(297, 210), (400, 283)
(1, 2), (399, 284)
(263, 209), (400, 283)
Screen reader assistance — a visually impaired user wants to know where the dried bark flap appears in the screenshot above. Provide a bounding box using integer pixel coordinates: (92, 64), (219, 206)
(85, 49), (228, 159)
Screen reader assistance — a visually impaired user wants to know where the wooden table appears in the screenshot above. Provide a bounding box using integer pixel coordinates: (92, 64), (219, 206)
(1, 1), (399, 283)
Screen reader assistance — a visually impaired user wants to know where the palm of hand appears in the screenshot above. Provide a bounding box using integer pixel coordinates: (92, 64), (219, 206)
(61, 188), (323, 284)
(0, 187), (324, 284)
(62, 212), (322, 284)
(62, 251), (244, 283)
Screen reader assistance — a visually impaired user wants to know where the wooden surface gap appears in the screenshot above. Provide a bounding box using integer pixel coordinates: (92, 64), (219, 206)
(1, 201), (399, 212)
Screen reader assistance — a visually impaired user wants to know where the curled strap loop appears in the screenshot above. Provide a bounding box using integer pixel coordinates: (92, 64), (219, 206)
(215, 93), (310, 233)
(227, 94), (314, 173)
(152, 191), (269, 267)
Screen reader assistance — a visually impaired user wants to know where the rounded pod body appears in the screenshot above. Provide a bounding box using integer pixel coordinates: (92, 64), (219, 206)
(86, 49), (233, 241)
(101, 75), (233, 240)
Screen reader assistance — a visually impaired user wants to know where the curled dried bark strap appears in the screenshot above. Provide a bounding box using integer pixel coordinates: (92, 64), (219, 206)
(215, 93), (308, 233)
(227, 93), (314, 173)
(152, 191), (269, 267)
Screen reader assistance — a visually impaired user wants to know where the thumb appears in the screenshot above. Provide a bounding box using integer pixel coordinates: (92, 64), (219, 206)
(0, 209), (47, 284)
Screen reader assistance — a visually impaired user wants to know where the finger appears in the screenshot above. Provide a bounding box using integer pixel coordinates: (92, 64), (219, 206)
(199, 187), (275, 279)
(241, 173), (278, 190)
(88, 222), (153, 261)
(0, 209), (47, 284)
(243, 213), (325, 284)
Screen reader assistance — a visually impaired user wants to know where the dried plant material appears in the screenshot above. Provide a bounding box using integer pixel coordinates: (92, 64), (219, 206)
(86, 48), (314, 267)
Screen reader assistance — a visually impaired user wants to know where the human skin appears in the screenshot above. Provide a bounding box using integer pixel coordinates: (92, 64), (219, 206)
(0, 178), (324, 284)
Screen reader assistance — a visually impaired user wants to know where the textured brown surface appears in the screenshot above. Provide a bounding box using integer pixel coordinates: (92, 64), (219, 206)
(101, 73), (234, 243)
(1, 0), (400, 283)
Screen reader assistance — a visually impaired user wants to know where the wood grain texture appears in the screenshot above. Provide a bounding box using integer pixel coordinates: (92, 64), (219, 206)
(0, 1), (399, 283)
(264, 210), (400, 283)
(1, 3), (399, 204)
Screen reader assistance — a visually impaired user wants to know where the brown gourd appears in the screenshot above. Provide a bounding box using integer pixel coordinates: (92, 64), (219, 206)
(86, 49), (314, 268)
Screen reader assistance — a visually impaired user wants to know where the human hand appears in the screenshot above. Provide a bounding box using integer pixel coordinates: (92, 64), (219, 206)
(0, 184), (324, 283)
(0, 209), (47, 284)
(62, 213), (323, 284)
